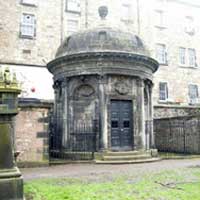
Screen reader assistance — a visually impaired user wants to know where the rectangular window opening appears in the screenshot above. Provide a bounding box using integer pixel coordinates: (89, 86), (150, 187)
(20, 14), (36, 38)
(189, 84), (199, 104)
(66, 0), (81, 13)
(188, 48), (196, 67)
(121, 4), (131, 21)
(179, 47), (186, 65)
(159, 82), (168, 101)
(21, 0), (37, 6)
(67, 19), (79, 36)
(156, 44), (167, 64)
(123, 121), (130, 128)
(112, 121), (119, 128)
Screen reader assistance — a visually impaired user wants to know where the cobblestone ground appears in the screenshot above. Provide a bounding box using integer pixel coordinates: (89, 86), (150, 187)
(21, 159), (200, 181)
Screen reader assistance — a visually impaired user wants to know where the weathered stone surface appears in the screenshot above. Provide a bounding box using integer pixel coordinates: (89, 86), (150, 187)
(0, 67), (23, 199)
(0, 177), (23, 200)
(47, 12), (159, 160)
(15, 100), (52, 164)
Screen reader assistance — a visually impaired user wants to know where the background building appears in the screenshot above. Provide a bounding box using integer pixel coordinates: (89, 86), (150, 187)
(1, 0), (200, 164)
(1, 0), (200, 108)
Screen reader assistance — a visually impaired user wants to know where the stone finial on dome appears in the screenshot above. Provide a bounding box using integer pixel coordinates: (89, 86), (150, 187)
(98, 6), (108, 20)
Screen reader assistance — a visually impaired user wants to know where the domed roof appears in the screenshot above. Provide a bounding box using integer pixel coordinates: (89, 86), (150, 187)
(55, 26), (149, 58)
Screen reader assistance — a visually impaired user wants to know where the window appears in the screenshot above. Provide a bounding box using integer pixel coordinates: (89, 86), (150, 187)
(179, 47), (186, 65)
(21, 0), (36, 6)
(156, 44), (167, 64)
(188, 84), (199, 104)
(188, 48), (196, 67)
(155, 10), (165, 28)
(185, 16), (195, 35)
(179, 47), (197, 67)
(121, 4), (131, 21)
(66, 0), (81, 13)
(159, 82), (168, 101)
(20, 14), (36, 38)
(67, 19), (79, 35)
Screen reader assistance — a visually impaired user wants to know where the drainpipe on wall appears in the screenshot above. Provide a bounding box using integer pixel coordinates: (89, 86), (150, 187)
(60, 0), (64, 43)
(136, 0), (141, 36)
(85, 0), (89, 29)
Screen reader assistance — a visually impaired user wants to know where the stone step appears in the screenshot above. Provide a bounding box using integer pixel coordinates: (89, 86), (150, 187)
(103, 154), (151, 161)
(95, 157), (161, 164)
(105, 151), (151, 156)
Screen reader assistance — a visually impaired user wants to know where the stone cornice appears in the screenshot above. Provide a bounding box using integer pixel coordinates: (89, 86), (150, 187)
(47, 51), (159, 74)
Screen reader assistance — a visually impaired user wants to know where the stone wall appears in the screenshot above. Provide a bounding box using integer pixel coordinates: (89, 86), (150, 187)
(154, 105), (200, 119)
(15, 99), (53, 166)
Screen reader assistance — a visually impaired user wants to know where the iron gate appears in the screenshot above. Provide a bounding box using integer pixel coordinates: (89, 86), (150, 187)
(49, 120), (97, 160)
(154, 116), (200, 154)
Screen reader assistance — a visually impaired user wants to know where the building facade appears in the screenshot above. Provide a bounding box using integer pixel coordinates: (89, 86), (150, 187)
(1, 0), (200, 163)
(1, 0), (200, 109)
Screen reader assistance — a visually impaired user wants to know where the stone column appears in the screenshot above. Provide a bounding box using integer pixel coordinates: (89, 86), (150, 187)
(135, 78), (145, 150)
(52, 81), (62, 151)
(149, 82), (156, 149)
(144, 81), (151, 150)
(0, 116), (23, 200)
(0, 67), (23, 200)
(98, 75), (108, 151)
(62, 78), (69, 149)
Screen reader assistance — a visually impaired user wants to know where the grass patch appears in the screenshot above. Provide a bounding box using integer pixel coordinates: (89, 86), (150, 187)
(25, 168), (200, 200)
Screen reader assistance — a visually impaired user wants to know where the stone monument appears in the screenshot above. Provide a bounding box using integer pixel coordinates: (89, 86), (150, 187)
(0, 67), (23, 199)
(48, 7), (159, 163)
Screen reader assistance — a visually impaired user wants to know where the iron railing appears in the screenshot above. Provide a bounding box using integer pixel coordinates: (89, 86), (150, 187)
(154, 115), (200, 154)
(49, 119), (97, 160)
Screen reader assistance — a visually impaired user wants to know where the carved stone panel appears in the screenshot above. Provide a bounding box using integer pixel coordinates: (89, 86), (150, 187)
(73, 84), (95, 100)
(110, 76), (133, 96)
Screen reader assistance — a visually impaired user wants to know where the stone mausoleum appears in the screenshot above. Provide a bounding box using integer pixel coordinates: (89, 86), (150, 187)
(47, 7), (159, 163)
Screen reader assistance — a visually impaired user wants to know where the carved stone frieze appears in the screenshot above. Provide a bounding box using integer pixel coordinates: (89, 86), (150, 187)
(74, 84), (95, 99)
(114, 81), (130, 95)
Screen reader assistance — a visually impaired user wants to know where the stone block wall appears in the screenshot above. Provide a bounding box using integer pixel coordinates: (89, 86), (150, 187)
(15, 100), (53, 166)
(154, 105), (200, 119)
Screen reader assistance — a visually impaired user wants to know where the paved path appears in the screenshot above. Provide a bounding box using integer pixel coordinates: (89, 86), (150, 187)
(21, 159), (200, 181)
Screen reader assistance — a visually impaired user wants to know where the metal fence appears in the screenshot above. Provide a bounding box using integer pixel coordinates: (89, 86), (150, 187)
(154, 115), (200, 154)
(49, 120), (97, 160)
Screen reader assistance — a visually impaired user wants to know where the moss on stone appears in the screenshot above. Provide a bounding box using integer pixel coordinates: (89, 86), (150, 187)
(0, 124), (14, 169)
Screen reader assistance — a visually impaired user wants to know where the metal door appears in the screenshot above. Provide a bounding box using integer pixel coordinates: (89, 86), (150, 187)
(111, 100), (133, 150)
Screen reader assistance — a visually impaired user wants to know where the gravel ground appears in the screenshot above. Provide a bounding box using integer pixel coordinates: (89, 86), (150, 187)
(21, 159), (200, 181)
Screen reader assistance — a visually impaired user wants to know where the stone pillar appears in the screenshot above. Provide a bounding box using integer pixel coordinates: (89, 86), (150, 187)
(0, 67), (23, 200)
(98, 75), (108, 151)
(0, 116), (23, 200)
(135, 78), (145, 150)
(149, 82), (156, 149)
(52, 81), (62, 151)
(144, 84), (148, 150)
(62, 78), (69, 149)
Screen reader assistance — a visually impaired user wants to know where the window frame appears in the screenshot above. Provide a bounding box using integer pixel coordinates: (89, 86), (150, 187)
(188, 48), (197, 67)
(154, 9), (166, 29)
(188, 84), (199, 104)
(159, 82), (168, 101)
(179, 47), (186, 66)
(156, 43), (168, 65)
(21, 0), (37, 6)
(121, 4), (132, 22)
(67, 19), (79, 36)
(185, 16), (195, 35)
(65, 0), (81, 14)
(20, 13), (36, 39)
